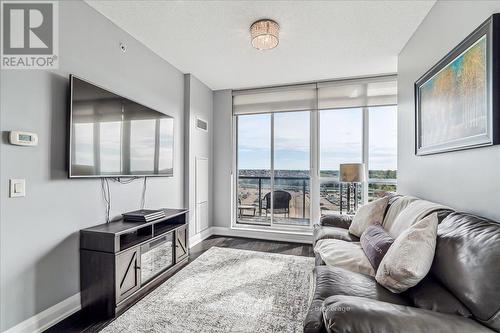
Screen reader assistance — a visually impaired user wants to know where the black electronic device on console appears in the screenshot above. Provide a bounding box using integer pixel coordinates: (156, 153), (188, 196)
(122, 209), (166, 222)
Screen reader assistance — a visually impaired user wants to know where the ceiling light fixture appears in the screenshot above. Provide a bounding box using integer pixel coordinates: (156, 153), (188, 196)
(250, 19), (279, 50)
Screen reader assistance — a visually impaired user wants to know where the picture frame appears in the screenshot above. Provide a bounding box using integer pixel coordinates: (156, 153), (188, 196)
(415, 14), (500, 155)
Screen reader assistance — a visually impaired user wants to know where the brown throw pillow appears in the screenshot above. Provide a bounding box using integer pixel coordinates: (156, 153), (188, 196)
(360, 224), (394, 270)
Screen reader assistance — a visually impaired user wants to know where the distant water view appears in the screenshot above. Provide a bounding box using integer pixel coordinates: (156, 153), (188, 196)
(237, 169), (396, 223)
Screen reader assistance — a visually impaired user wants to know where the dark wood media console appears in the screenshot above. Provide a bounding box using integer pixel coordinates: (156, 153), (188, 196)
(80, 209), (189, 318)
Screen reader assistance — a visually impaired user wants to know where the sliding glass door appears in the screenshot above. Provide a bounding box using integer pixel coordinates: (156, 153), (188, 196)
(237, 114), (272, 225)
(236, 111), (311, 227)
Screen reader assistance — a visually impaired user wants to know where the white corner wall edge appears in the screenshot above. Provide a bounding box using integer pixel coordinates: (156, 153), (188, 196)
(3, 227), (310, 333)
(2, 293), (81, 333)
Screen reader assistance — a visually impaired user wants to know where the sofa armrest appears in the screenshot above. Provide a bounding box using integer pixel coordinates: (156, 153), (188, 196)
(322, 295), (493, 333)
(319, 213), (352, 229)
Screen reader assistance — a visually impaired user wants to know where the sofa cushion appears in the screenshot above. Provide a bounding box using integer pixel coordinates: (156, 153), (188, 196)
(319, 213), (353, 229)
(349, 196), (389, 237)
(432, 212), (500, 331)
(313, 225), (359, 245)
(315, 239), (375, 276)
(406, 275), (472, 317)
(303, 266), (411, 333)
(313, 266), (410, 304)
(376, 213), (438, 293)
(321, 296), (493, 333)
(360, 224), (394, 270)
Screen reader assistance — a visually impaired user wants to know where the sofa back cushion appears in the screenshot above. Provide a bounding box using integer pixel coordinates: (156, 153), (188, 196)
(406, 275), (472, 317)
(432, 212), (500, 331)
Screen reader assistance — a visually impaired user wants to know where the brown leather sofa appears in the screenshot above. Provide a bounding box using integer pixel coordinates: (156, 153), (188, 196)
(304, 195), (500, 333)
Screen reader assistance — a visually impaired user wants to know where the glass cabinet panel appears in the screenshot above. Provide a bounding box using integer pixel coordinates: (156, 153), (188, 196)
(140, 233), (173, 284)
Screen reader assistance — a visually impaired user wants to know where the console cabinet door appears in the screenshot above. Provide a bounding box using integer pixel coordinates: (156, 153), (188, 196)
(175, 226), (188, 262)
(116, 247), (140, 304)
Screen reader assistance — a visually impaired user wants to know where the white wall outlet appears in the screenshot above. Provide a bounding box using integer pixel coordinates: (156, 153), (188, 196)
(10, 179), (25, 198)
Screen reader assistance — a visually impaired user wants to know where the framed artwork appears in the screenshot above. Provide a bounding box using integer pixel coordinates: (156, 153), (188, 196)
(415, 14), (500, 155)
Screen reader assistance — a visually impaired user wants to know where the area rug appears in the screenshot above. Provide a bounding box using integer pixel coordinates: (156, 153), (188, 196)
(101, 247), (315, 333)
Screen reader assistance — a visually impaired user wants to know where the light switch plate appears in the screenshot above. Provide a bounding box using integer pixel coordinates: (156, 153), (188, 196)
(10, 179), (25, 198)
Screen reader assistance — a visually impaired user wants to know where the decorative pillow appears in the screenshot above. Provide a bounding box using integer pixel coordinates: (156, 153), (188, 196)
(349, 196), (389, 237)
(376, 213), (438, 293)
(360, 224), (394, 270)
(314, 239), (375, 276)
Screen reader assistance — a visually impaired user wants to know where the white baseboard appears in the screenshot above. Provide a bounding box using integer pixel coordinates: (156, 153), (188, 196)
(189, 227), (214, 248)
(3, 293), (81, 333)
(211, 226), (313, 244)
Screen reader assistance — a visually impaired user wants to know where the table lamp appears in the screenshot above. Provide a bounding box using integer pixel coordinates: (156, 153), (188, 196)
(339, 163), (366, 214)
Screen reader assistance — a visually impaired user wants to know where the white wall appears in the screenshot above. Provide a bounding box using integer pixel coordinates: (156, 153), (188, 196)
(398, 0), (500, 221)
(213, 90), (233, 228)
(184, 75), (214, 237)
(0, 1), (186, 331)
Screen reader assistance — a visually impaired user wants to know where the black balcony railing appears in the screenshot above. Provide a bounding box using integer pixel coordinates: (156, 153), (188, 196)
(238, 175), (396, 220)
(238, 176), (309, 219)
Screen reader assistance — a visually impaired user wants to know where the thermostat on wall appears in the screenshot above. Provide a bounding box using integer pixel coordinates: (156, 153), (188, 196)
(9, 131), (38, 146)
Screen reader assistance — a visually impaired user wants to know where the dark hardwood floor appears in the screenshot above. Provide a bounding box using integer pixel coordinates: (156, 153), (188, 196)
(45, 236), (314, 333)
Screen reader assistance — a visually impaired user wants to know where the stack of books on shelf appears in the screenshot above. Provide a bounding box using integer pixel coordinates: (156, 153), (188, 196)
(122, 209), (166, 222)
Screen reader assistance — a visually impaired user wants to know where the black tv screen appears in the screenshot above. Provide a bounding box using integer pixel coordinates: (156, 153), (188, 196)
(69, 75), (174, 177)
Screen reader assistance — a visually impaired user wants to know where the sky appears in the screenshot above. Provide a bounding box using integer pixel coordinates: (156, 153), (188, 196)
(237, 106), (397, 171)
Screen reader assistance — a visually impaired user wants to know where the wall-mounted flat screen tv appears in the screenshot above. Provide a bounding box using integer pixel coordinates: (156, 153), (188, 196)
(69, 75), (174, 178)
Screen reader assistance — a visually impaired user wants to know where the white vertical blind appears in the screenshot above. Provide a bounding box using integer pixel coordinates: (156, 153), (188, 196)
(232, 75), (397, 115)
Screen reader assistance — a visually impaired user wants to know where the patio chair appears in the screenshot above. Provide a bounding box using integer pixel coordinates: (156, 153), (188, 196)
(237, 198), (257, 218)
(263, 190), (292, 218)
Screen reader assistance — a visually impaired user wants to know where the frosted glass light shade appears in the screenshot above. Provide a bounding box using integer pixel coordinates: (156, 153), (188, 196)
(251, 19), (279, 50)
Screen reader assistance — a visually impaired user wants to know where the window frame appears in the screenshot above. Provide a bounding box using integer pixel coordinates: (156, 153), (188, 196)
(232, 104), (397, 230)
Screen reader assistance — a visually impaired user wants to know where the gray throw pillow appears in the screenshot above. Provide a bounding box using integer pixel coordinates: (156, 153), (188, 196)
(360, 224), (394, 270)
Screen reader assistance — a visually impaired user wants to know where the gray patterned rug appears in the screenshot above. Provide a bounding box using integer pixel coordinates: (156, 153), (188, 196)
(101, 247), (314, 333)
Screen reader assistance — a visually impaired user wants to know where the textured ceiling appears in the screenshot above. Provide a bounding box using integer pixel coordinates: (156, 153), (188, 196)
(86, 0), (435, 90)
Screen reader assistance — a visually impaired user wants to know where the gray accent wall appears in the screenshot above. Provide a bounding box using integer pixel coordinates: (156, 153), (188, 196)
(213, 90), (233, 229)
(398, 0), (500, 222)
(0, 1), (186, 331)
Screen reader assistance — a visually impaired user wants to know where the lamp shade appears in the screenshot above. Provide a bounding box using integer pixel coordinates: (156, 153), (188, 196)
(339, 163), (366, 183)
